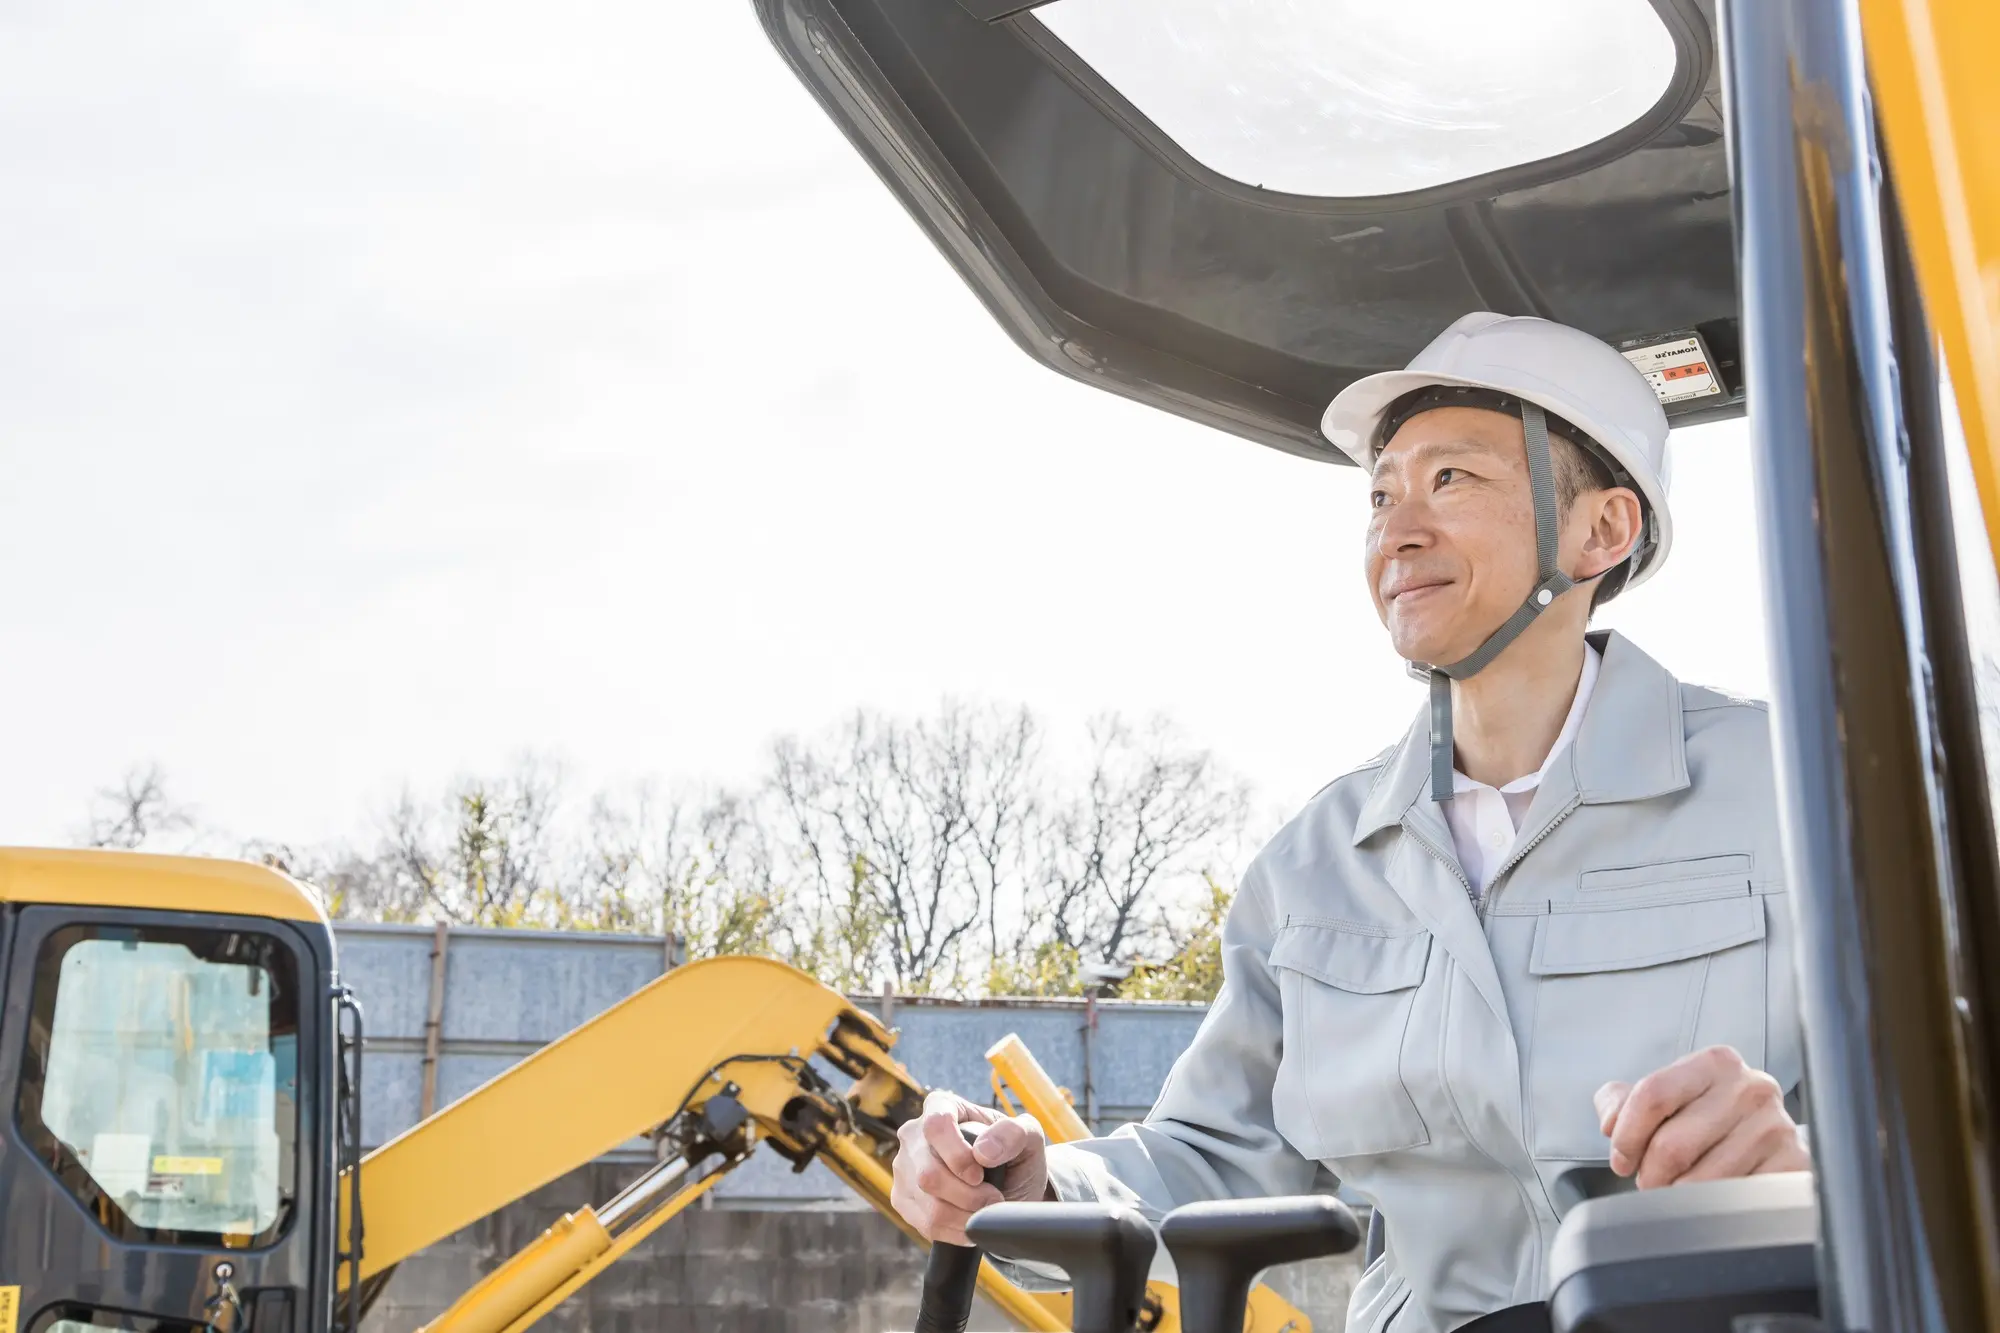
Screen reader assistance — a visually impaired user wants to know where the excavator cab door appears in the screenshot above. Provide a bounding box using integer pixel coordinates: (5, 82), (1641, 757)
(753, 0), (1742, 461)
(0, 904), (337, 1333)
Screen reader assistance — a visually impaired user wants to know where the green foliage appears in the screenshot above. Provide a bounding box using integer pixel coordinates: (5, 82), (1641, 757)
(1114, 875), (1231, 1004)
(759, 854), (888, 990)
(985, 940), (1086, 998)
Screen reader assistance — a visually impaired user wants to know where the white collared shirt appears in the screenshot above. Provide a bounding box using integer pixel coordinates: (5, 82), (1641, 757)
(1444, 642), (1601, 898)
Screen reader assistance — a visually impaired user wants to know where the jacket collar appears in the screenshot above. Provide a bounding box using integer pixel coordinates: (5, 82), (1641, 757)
(1352, 629), (1690, 846)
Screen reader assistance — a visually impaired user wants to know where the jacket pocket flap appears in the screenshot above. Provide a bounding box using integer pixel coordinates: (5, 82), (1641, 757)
(1530, 895), (1765, 976)
(1269, 920), (1431, 993)
(1580, 853), (1753, 894)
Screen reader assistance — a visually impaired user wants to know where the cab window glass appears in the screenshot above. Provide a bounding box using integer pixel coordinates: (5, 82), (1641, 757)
(1032, 0), (1680, 197)
(17, 925), (300, 1247)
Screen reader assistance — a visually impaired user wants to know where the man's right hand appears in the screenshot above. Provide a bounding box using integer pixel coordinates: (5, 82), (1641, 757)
(891, 1089), (1052, 1245)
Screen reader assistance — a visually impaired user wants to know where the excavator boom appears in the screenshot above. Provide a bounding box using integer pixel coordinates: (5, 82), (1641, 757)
(345, 955), (1315, 1333)
(345, 954), (871, 1275)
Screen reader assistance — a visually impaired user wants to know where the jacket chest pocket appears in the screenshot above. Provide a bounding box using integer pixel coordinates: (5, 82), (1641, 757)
(1268, 919), (1433, 1163)
(1525, 891), (1769, 1160)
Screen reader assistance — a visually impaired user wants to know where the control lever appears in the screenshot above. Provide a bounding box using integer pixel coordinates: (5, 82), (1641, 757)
(913, 1127), (1007, 1333)
(1159, 1196), (1361, 1333)
(1550, 1166), (1636, 1216)
(965, 1203), (1158, 1333)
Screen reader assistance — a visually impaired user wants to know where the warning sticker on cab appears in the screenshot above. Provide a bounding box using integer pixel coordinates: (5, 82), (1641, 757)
(1620, 334), (1724, 405)
(2, 1283), (20, 1333)
(152, 1155), (224, 1176)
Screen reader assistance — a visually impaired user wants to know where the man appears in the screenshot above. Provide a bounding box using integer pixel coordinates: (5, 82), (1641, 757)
(889, 314), (1809, 1332)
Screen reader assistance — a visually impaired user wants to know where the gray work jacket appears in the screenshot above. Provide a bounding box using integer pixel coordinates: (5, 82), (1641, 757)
(1022, 632), (1802, 1333)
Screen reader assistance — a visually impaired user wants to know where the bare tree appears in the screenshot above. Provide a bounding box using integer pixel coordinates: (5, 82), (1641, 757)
(1116, 873), (1233, 1003)
(571, 789), (655, 934)
(960, 706), (1043, 978)
(370, 757), (568, 927)
(68, 703), (1261, 1002)
(1037, 715), (1251, 972)
(248, 840), (420, 922)
(575, 783), (791, 958)
(771, 702), (1040, 993)
(79, 763), (199, 851)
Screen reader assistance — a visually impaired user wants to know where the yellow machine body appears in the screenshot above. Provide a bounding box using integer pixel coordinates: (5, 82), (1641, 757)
(1863, 0), (2000, 564)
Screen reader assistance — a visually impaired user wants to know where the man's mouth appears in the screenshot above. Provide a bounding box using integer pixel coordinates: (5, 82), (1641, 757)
(1386, 579), (1452, 604)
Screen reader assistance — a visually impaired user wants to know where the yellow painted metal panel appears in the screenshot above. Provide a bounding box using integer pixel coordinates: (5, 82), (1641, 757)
(491, 1157), (738, 1333)
(1861, 0), (2000, 564)
(986, 1034), (1091, 1143)
(0, 847), (326, 925)
(422, 1209), (612, 1333)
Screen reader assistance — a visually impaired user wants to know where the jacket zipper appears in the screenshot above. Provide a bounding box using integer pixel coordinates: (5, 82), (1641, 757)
(1483, 795), (1583, 916)
(1400, 819), (1476, 903)
(1397, 821), (1556, 1307)
(1484, 794), (1585, 1290)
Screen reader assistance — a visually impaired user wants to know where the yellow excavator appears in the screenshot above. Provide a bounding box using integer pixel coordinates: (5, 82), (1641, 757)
(0, 847), (1309, 1333)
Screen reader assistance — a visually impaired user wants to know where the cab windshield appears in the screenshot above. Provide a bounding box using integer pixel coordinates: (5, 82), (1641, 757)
(16, 924), (300, 1247)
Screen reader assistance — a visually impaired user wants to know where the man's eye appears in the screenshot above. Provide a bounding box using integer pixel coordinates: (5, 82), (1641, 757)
(1370, 490), (1390, 509)
(1435, 467), (1461, 488)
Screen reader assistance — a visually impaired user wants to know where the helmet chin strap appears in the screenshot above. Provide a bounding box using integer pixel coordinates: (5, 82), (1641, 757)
(1417, 401), (1580, 804)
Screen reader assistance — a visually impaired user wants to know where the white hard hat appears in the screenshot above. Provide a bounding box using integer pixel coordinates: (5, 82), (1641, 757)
(1322, 311), (1674, 590)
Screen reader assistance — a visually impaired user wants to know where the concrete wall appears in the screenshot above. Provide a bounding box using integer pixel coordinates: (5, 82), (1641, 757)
(360, 1161), (1363, 1333)
(335, 925), (1363, 1332)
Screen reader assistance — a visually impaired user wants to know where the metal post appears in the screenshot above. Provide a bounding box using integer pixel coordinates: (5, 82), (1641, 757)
(656, 930), (685, 1163)
(882, 978), (896, 1029)
(419, 921), (450, 1120)
(1723, 1), (2000, 1327)
(1081, 991), (1098, 1133)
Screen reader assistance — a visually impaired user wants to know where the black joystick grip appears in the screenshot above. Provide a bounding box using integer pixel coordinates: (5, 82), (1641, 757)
(966, 1202), (1158, 1333)
(913, 1128), (1007, 1333)
(1550, 1165), (1637, 1215)
(1160, 1196), (1361, 1333)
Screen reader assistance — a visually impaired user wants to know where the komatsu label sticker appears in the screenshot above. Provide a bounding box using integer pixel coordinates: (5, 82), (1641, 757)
(1620, 332), (1725, 406)
(1, 1283), (20, 1333)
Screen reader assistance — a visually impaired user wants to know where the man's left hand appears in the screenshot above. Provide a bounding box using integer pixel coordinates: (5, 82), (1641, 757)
(1593, 1045), (1809, 1188)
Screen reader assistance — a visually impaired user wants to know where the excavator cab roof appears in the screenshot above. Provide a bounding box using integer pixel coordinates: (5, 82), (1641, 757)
(755, 0), (1735, 462)
(0, 845), (328, 925)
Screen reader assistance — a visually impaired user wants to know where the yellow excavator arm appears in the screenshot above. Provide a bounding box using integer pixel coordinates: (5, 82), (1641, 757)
(347, 955), (861, 1274)
(343, 955), (1313, 1333)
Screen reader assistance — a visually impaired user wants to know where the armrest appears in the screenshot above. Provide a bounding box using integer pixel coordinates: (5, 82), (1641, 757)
(1548, 1173), (1820, 1333)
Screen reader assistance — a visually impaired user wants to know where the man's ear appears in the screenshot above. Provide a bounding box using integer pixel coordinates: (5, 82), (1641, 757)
(1577, 487), (1645, 580)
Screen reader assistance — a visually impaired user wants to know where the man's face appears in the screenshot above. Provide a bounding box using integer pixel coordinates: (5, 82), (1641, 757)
(1365, 406), (1548, 666)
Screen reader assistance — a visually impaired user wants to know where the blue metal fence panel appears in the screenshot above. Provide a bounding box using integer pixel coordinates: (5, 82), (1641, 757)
(332, 924), (1210, 1201)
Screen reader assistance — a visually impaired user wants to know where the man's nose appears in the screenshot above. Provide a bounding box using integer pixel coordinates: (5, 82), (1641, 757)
(1374, 494), (1434, 555)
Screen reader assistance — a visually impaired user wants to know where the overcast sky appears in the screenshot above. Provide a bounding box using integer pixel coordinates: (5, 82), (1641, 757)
(0, 1), (1777, 852)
